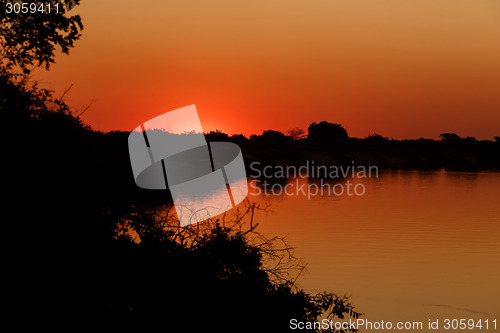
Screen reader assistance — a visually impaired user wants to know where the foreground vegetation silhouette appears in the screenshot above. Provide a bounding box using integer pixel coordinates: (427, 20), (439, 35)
(2, 70), (362, 331)
(2, 3), (362, 330)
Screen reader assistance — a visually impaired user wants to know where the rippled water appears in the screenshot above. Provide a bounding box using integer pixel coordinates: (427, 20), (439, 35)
(250, 170), (500, 328)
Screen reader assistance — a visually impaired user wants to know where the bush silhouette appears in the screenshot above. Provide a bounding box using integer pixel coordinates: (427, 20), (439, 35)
(102, 207), (362, 331)
(205, 129), (230, 141)
(307, 121), (349, 145)
(251, 129), (292, 146)
(229, 133), (249, 145)
(440, 133), (462, 142)
(365, 133), (390, 143)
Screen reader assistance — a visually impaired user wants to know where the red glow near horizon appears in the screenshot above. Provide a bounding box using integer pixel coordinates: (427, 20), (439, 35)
(34, 0), (500, 140)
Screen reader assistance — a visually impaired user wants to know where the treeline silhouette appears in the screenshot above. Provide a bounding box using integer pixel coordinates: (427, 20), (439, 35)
(95, 122), (500, 177)
(202, 124), (500, 171)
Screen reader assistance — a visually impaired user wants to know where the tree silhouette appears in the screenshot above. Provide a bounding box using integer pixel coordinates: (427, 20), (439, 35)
(307, 121), (349, 145)
(0, 0), (82, 75)
(1, 0), (84, 122)
(287, 127), (307, 140)
(365, 133), (390, 144)
(251, 129), (292, 145)
(439, 133), (461, 142)
(205, 129), (230, 141)
(229, 133), (249, 145)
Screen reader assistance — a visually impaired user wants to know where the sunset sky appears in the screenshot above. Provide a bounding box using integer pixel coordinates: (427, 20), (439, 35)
(34, 0), (500, 139)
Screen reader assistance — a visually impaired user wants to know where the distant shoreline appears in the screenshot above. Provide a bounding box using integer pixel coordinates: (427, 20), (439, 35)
(236, 139), (500, 172)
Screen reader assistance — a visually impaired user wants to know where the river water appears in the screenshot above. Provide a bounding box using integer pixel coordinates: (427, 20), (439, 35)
(248, 170), (499, 329)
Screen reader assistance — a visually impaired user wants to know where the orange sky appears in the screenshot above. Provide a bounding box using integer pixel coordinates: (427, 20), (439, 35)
(34, 0), (500, 139)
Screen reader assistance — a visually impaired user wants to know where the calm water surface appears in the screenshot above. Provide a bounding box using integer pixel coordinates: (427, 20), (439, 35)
(250, 170), (499, 328)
